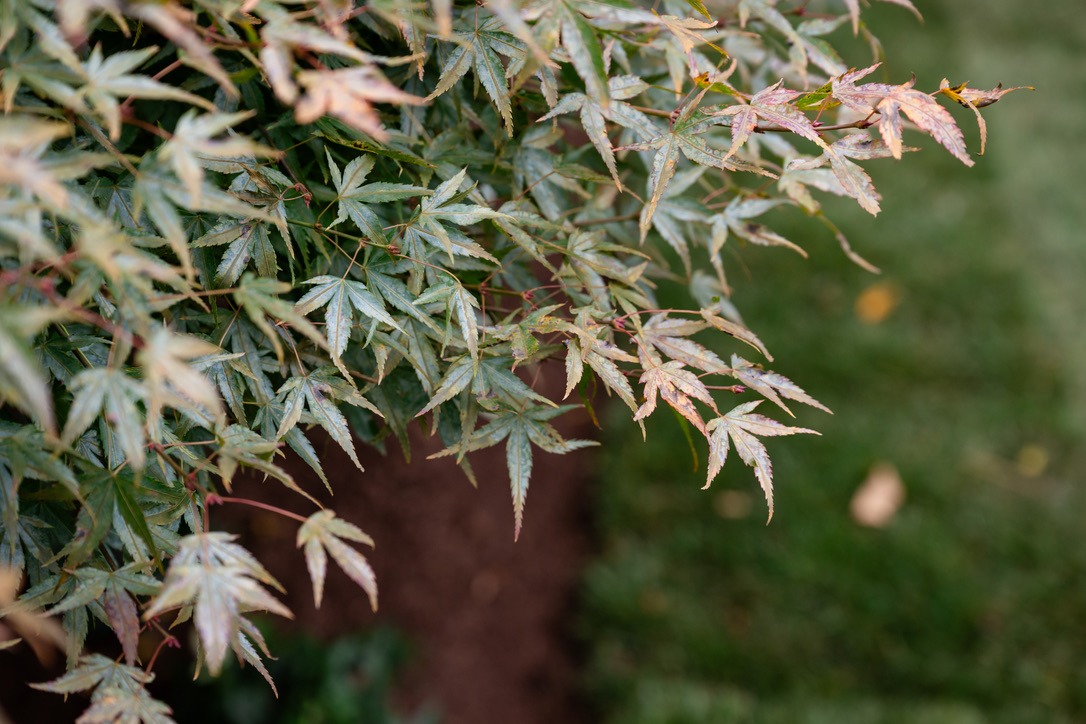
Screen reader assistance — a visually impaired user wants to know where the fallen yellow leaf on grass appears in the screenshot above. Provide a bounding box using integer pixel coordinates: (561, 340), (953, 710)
(850, 462), (906, 527)
(855, 282), (900, 324)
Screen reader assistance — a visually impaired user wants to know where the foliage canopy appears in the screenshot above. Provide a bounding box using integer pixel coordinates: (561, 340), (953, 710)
(0, 0), (1025, 717)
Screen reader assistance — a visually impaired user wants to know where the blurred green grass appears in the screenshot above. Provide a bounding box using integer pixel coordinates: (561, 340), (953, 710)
(580, 1), (1086, 722)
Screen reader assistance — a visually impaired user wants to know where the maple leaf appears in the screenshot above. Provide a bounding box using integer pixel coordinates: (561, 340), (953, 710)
(832, 64), (973, 166)
(565, 337), (640, 415)
(273, 368), (381, 471)
(431, 406), (596, 540)
(326, 151), (429, 245)
(785, 133), (888, 215)
(136, 329), (224, 433)
(142, 533), (292, 676)
(158, 110), (278, 205)
(633, 359), (718, 434)
(704, 401), (819, 520)
(0, 116), (72, 211)
(62, 368), (144, 467)
(46, 565), (160, 666)
(738, 0), (808, 81)
(559, 1), (610, 109)
(700, 309), (772, 360)
(0, 309), (56, 435)
(710, 195), (807, 261)
(630, 105), (771, 242)
(426, 19), (526, 135)
(730, 354), (831, 416)
(32, 654), (175, 723)
(233, 274), (328, 365)
(295, 275), (401, 376)
(413, 277), (482, 361)
(191, 221), (280, 287)
(79, 45), (213, 140)
(716, 80), (826, 161)
(294, 66), (425, 141)
(297, 510), (378, 611)
(215, 424), (315, 503)
(641, 166), (710, 275)
(405, 168), (507, 263)
(642, 314), (728, 373)
(656, 14), (724, 77)
(257, 9), (405, 105)
(538, 75), (660, 188)
(513, 130), (593, 221)
(938, 79), (1034, 154)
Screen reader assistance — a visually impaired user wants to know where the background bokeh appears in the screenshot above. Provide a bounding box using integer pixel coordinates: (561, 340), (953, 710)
(579, 0), (1086, 721)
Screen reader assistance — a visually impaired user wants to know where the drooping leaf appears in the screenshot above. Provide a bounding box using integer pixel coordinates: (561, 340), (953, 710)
(297, 510), (377, 611)
(143, 533), (292, 676)
(704, 400), (819, 520)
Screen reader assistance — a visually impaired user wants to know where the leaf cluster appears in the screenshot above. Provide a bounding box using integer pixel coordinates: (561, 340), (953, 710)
(0, 0), (1025, 717)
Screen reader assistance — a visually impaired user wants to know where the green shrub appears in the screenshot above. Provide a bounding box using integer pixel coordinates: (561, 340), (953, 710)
(0, 0), (1025, 718)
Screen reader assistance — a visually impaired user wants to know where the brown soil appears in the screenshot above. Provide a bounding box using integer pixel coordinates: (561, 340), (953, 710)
(214, 409), (599, 724)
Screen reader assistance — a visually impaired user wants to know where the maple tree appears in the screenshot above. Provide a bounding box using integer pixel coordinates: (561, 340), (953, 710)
(0, 0), (1028, 718)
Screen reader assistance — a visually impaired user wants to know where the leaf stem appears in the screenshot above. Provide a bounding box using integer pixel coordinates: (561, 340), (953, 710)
(207, 495), (309, 523)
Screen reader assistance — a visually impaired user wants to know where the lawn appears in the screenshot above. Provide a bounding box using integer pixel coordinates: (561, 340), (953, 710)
(579, 1), (1086, 721)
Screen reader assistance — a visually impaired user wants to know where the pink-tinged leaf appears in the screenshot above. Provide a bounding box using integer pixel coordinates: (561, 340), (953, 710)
(297, 510), (378, 611)
(878, 0), (922, 21)
(643, 314), (728, 373)
(826, 146), (881, 215)
(731, 354), (831, 416)
(295, 66), (424, 141)
(885, 89), (973, 166)
(833, 66), (973, 166)
(719, 104), (757, 161)
(634, 360), (716, 433)
(938, 79), (1033, 155)
(704, 401), (819, 521)
(843, 0), (860, 34)
(101, 583), (139, 667)
(700, 309), (773, 360)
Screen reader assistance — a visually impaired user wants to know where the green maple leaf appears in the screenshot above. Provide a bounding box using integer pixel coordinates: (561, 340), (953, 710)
(404, 168), (507, 263)
(294, 274), (401, 375)
(233, 273), (328, 364)
(191, 220), (279, 287)
(273, 368), (381, 471)
(46, 564), (160, 666)
(63, 369), (146, 471)
(326, 151), (429, 245)
(431, 405), (595, 540)
(426, 18), (526, 135)
(538, 75), (660, 188)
